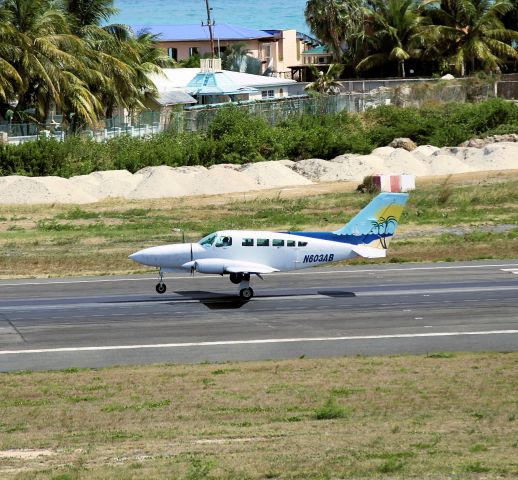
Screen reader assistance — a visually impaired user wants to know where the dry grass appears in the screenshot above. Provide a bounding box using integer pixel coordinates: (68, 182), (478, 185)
(0, 353), (517, 479)
(1, 171), (517, 278)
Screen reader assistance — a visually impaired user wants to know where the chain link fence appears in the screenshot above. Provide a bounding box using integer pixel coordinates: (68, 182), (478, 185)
(2, 76), (517, 144)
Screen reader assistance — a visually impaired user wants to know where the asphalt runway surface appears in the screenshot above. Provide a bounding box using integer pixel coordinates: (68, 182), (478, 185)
(1, 260), (517, 372)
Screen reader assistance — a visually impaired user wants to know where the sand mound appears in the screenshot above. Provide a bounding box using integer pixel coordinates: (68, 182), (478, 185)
(420, 154), (474, 175)
(240, 161), (312, 187)
(382, 149), (431, 176)
(293, 159), (353, 182)
(371, 146), (396, 157)
(128, 166), (193, 199)
(412, 145), (441, 158)
(70, 170), (139, 200)
(0, 175), (96, 204)
(187, 166), (259, 195)
(1, 136), (518, 205)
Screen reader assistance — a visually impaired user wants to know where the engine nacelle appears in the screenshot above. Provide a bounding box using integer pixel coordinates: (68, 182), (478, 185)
(193, 259), (225, 274)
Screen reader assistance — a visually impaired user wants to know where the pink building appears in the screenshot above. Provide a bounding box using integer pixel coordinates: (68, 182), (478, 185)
(131, 23), (320, 78)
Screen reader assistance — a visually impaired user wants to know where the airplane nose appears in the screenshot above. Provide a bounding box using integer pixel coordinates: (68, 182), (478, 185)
(128, 251), (143, 262)
(128, 244), (192, 268)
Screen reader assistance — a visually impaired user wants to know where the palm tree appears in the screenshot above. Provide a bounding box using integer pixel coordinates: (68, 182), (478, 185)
(64, 0), (117, 30)
(305, 0), (364, 62)
(0, 7), (22, 104)
(421, 0), (518, 75)
(0, 0), (99, 123)
(304, 64), (344, 94)
(356, 0), (429, 78)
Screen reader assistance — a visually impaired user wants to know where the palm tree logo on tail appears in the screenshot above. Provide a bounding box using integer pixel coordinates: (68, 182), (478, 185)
(370, 216), (398, 249)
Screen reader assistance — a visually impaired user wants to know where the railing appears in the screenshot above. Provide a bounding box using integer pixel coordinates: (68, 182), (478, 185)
(2, 77), (517, 145)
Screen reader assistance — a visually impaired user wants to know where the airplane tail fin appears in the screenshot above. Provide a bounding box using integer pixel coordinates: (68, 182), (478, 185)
(334, 193), (409, 250)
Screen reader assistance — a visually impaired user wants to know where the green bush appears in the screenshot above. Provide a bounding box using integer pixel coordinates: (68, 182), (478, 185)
(1, 99), (516, 177)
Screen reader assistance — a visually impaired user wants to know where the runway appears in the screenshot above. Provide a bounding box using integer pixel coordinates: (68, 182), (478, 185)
(1, 260), (517, 372)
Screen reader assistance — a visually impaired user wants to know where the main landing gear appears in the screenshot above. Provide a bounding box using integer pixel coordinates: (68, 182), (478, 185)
(156, 270), (166, 294)
(230, 273), (254, 301)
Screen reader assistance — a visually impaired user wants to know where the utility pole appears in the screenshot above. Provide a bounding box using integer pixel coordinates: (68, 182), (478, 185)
(204, 0), (215, 58)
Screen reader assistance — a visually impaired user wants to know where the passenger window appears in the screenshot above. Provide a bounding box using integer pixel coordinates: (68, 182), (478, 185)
(215, 236), (232, 247)
(257, 238), (269, 247)
(287, 240), (296, 247)
(242, 238), (254, 246)
(298, 241), (308, 247)
(272, 239), (284, 247)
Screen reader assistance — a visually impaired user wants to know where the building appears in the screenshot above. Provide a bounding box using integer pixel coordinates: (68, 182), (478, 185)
(137, 59), (305, 128)
(149, 59), (305, 105)
(131, 23), (320, 78)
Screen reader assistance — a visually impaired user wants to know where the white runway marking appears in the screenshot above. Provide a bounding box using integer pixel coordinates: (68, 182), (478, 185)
(1, 330), (518, 355)
(2, 263), (518, 287)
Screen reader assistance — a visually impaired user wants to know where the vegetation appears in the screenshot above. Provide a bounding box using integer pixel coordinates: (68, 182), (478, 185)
(0, 0), (171, 126)
(305, 0), (518, 77)
(1, 98), (517, 177)
(1, 352), (517, 478)
(0, 171), (517, 278)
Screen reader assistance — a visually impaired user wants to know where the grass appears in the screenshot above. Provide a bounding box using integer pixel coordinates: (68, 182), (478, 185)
(0, 171), (517, 278)
(0, 352), (517, 478)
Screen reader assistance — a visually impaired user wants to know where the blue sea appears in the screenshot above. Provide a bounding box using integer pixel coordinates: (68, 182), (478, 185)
(111, 0), (311, 35)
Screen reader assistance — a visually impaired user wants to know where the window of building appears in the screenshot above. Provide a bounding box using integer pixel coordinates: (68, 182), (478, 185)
(261, 90), (268, 99)
(214, 46), (227, 55)
(268, 90), (274, 98)
(257, 238), (269, 247)
(242, 238), (254, 247)
(298, 241), (308, 247)
(262, 43), (271, 59)
(287, 240), (296, 247)
(215, 236), (232, 247)
(167, 47), (178, 61)
(279, 88), (284, 98)
(189, 47), (199, 56)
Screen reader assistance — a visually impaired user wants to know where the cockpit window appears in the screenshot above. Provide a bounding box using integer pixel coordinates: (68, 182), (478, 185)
(199, 233), (217, 247)
(215, 236), (232, 247)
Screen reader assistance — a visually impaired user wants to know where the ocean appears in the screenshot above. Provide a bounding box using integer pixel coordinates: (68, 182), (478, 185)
(111, 0), (311, 35)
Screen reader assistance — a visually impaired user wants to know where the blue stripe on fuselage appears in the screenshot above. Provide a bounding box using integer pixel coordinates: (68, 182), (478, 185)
(286, 231), (389, 245)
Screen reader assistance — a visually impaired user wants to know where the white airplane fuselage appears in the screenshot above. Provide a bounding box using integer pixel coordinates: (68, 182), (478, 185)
(129, 192), (409, 299)
(130, 230), (356, 274)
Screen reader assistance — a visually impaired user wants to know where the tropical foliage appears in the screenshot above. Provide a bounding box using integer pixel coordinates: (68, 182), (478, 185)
(1, 98), (516, 177)
(305, 0), (518, 77)
(305, 64), (345, 93)
(0, 0), (171, 125)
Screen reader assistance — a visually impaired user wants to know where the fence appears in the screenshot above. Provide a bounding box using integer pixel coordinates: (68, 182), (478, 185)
(0, 111), (161, 146)
(2, 77), (517, 144)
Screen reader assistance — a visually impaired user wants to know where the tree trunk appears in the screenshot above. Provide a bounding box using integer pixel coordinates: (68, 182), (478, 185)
(400, 60), (406, 78)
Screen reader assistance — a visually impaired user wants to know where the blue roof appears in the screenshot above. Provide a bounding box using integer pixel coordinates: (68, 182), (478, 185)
(131, 23), (274, 42)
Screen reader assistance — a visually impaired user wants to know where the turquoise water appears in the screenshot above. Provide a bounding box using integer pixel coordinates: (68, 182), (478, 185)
(111, 0), (311, 35)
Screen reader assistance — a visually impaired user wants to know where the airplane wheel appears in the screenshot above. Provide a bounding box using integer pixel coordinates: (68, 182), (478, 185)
(229, 272), (243, 284)
(156, 282), (166, 294)
(239, 287), (254, 301)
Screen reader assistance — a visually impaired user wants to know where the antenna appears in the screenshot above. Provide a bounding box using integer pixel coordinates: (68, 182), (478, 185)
(202, 0), (215, 59)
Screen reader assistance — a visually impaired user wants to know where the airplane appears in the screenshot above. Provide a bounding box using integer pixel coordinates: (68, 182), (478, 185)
(129, 192), (409, 300)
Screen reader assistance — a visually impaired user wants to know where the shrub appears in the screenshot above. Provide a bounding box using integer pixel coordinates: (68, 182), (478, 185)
(314, 396), (350, 420)
(1, 99), (517, 177)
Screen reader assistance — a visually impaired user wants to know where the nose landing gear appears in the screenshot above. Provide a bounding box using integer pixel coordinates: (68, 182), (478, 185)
(156, 270), (166, 294)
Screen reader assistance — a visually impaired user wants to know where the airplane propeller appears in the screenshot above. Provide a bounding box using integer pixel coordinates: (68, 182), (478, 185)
(190, 243), (196, 276)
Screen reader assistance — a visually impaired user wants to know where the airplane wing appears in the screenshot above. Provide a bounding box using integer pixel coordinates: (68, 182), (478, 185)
(225, 261), (279, 274)
(182, 258), (279, 275)
(350, 245), (387, 259)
